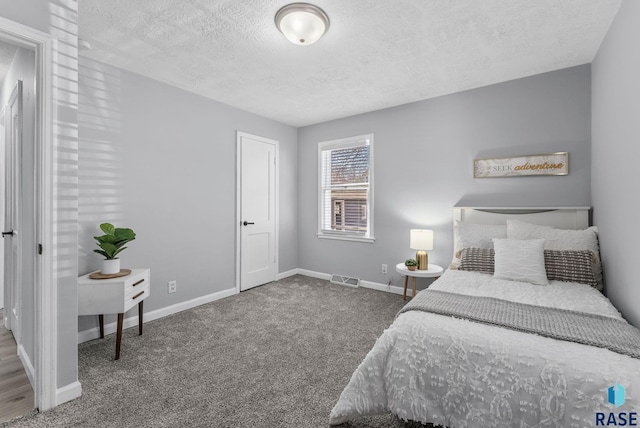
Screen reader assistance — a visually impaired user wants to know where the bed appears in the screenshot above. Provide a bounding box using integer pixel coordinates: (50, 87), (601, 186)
(329, 207), (640, 427)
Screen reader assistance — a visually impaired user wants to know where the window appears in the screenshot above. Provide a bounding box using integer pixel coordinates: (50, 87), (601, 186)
(318, 134), (374, 242)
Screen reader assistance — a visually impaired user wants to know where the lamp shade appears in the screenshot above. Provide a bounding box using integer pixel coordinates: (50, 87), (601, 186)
(275, 3), (330, 45)
(410, 229), (433, 251)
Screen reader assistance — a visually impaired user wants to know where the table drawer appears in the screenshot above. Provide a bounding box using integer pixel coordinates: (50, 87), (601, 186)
(125, 272), (150, 295)
(124, 272), (150, 312)
(124, 285), (149, 312)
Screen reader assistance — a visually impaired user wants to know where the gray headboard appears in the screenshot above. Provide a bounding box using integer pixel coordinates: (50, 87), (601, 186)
(452, 207), (591, 261)
(454, 207), (590, 229)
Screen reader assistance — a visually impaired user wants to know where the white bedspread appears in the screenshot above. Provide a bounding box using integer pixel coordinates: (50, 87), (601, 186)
(329, 270), (640, 427)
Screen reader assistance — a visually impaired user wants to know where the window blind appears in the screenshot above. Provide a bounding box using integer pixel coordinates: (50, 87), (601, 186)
(319, 136), (372, 239)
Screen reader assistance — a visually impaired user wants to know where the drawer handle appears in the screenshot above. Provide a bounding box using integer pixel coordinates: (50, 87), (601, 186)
(133, 279), (145, 287)
(132, 291), (145, 300)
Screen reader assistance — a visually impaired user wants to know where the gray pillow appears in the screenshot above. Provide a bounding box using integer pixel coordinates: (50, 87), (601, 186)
(459, 247), (598, 288)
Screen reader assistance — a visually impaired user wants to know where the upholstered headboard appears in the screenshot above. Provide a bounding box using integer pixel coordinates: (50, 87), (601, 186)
(454, 207), (590, 229)
(452, 207), (591, 263)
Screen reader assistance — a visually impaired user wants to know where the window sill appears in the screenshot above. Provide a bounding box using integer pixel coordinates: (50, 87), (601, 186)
(316, 233), (375, 243)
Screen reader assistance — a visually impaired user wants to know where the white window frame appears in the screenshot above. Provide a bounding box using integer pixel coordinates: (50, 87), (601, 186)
(317, 134), (374, 243)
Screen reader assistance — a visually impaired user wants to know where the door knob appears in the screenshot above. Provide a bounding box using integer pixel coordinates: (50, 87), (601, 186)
(2, 230), (14, 237)
(242, 221), (255, 226)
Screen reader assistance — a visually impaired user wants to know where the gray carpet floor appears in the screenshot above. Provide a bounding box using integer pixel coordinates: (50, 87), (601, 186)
(2, 275), (432, 428)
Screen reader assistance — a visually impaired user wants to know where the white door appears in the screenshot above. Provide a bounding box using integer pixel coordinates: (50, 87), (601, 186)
(0, 107), (4, 312)
(237, 132), (277, 291)
(3, 81), (22, 336)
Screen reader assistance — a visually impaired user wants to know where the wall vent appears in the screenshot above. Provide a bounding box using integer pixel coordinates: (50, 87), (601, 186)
(330, 274), (360, 288)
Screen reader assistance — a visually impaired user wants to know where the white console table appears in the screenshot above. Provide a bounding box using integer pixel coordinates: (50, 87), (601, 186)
(78, 268), (150, 360)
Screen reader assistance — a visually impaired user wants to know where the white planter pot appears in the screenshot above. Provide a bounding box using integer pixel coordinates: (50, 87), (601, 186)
(101, 258), (121, 275)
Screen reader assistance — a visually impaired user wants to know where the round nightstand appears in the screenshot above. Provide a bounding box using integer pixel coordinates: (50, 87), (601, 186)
(395, 263), (444, 300)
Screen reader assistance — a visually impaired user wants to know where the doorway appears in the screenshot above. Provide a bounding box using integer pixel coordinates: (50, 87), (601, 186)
(0, 106), (4, 313)
(0, 14), (59, 411)
(3, 79), (24, 342)
(0, 37), (37, 421)
(236, 132), (279, 292)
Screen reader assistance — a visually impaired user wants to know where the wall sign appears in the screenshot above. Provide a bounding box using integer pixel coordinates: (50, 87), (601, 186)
(474, 152), (568, 178)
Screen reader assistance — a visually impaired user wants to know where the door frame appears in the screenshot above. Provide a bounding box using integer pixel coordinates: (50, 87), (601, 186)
(235, 131), (279, 293)
(0, 16), (56, 411)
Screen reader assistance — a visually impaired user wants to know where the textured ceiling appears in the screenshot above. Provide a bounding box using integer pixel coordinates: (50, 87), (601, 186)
(78, 0), (621, 127)
(0, 40), (18, 87)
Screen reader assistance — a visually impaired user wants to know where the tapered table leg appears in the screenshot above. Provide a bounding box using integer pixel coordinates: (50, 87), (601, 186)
(412, 277), (417, 299)
(138, 301), (144, 335)
(115, 313), (124, 360)
(99, 314), (104, 339)
(403, 276), (408, 300)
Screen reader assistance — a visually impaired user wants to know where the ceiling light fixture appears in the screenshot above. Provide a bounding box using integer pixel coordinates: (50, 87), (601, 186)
(275, 3), (330, 46)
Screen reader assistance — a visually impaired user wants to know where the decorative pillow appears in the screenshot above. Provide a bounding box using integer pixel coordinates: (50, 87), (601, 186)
(493, 238), (548, 285)
(506, 219), (603, 289)
(460, 247), (598, 287)
(544, 250), (598, 288)
(459, 247), (494, 274)
(451, 222), (507, 269)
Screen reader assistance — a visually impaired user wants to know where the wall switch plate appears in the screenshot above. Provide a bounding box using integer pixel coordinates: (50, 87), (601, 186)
(381, 264), (387, 274)
(168, 280), (177, 294)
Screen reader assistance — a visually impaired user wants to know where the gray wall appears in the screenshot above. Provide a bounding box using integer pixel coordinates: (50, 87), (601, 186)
(0, 0), (80, 392)
(0, 47), (36, 367)
(592, 0), (640, 327)
(78, 58), (298, 332)
(298, 65), (591, 290)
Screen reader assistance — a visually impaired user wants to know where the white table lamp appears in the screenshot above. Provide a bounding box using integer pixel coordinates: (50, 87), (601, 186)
(410, 229), (434, 270)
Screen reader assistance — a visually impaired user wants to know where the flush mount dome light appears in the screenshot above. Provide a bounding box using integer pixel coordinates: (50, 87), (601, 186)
(275, 3), (329, 45)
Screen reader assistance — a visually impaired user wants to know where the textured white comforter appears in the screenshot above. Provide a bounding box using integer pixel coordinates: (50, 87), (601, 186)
(329, 270), (640, 427)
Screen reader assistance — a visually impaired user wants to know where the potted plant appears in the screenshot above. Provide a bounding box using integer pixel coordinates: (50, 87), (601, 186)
(405, 258), (418, 271)
(93, 223), (136, 274)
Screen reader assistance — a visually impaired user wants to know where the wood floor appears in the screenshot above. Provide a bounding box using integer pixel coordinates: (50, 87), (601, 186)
(0, 310), (34, 424)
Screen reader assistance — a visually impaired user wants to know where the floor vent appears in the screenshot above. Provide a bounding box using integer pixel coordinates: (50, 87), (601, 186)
(330, 275), (360, 288)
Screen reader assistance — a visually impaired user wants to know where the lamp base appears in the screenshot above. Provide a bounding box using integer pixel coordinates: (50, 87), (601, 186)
(416, 250), (429, 270)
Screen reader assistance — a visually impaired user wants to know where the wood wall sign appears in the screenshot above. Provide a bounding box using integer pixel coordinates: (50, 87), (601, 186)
(474, 152), (568, 178)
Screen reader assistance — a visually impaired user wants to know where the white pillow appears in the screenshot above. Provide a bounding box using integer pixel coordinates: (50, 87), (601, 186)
(493, 238), (548, 285)
(451, 222), (507, 268)
(506, 219), (603, 289)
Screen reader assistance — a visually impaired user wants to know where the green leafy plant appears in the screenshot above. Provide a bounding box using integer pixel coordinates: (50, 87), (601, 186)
(93, 223), (136, 260)
(404, 258), (418, 267)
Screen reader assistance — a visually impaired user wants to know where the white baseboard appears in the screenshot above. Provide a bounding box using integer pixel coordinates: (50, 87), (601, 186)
(78, 287), (238, 343)
(294, 269), (406, 295)
(276, 269), (298, 280)
(17, 344), (35, 388)
(17, 339), (81, 409)
(56, 381), (82, 406)
(296, 268), (331, 281)
(359, 279), (405, 295)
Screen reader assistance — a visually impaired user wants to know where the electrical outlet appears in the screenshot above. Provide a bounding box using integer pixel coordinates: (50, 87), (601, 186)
(168, 280), (177, 294)
(381, 264), (387, 274)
